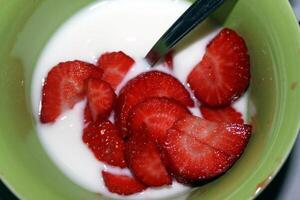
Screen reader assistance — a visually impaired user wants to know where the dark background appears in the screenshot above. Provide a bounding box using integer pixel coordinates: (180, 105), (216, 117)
(1, 0), (299, 199)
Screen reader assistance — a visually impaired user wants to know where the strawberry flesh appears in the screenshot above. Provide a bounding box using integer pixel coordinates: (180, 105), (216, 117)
(87, 79), (116, 121)
(82, 120), (126, 168)
(187, 28), (250, 107)
(126, 134), (172, 187)
(97, 51), (135, 89)
(128, 97), (190, 144)
(102, 171), (146, 195)
(200, 105), (244, 124)
(40, 60), (103, 123)
(115, 71), (194, 138)
(170, 116), (251, 157)
(164, 115), (251, 182)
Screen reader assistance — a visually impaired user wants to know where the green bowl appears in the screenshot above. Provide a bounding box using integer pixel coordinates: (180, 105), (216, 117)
(0, 0), (300, 199)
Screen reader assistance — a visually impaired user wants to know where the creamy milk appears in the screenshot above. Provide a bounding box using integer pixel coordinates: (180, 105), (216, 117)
(32, 0), (248, 199)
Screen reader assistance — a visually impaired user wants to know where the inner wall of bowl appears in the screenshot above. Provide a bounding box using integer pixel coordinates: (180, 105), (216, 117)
(0, 0), (299, 200)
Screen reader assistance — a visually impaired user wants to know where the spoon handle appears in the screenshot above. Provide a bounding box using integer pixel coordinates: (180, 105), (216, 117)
(145, 0), (225, 66)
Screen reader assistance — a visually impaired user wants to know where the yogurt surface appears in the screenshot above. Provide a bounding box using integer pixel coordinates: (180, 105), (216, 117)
(32, 0), (248, 199)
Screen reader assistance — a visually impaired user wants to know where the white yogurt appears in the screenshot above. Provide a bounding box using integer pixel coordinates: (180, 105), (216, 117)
(32, 0), (248, 199)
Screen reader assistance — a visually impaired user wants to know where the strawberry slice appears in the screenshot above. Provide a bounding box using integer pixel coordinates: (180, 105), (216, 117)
(164, 50), (174, 69)
(87, 79), (116, 121)
(163, 115), (251, 182)
(40, 60), (103, 123)
(169, 116), (252, 157)
(125, 134), (172, 187)
(115, 71), (194, 137)
(102, 171), (146, 195)
(200, 105), (244, 124)
(128, 97), (190, 144)
(187, 28), (250, 107)
(97, 51), (135, 89)
(82, 120), (126, 168)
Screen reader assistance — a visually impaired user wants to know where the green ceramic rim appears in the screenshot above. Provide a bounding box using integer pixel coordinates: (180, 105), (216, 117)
(0, 0), (299, 199)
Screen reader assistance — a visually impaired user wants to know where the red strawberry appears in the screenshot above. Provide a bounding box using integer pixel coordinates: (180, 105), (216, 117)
(169, 116), (251, 157)
(102, 171), (146, 195)
(82, 120), (126, 168)
(200, 105), (244, 124)
(40, 61), (103, 123)
(97, 51), (135, 89)
(128, 97), (190, 144)
(164, 115), (251, 182)
(126, 134), (172, 186)
(187, 28), (250, 107)
(87, 79), (116, 121)
(164, 50), (174, 69)
(115, 71), (194, 137)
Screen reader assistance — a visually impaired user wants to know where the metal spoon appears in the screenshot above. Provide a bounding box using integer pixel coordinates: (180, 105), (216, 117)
(145, 0), (225, 67)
